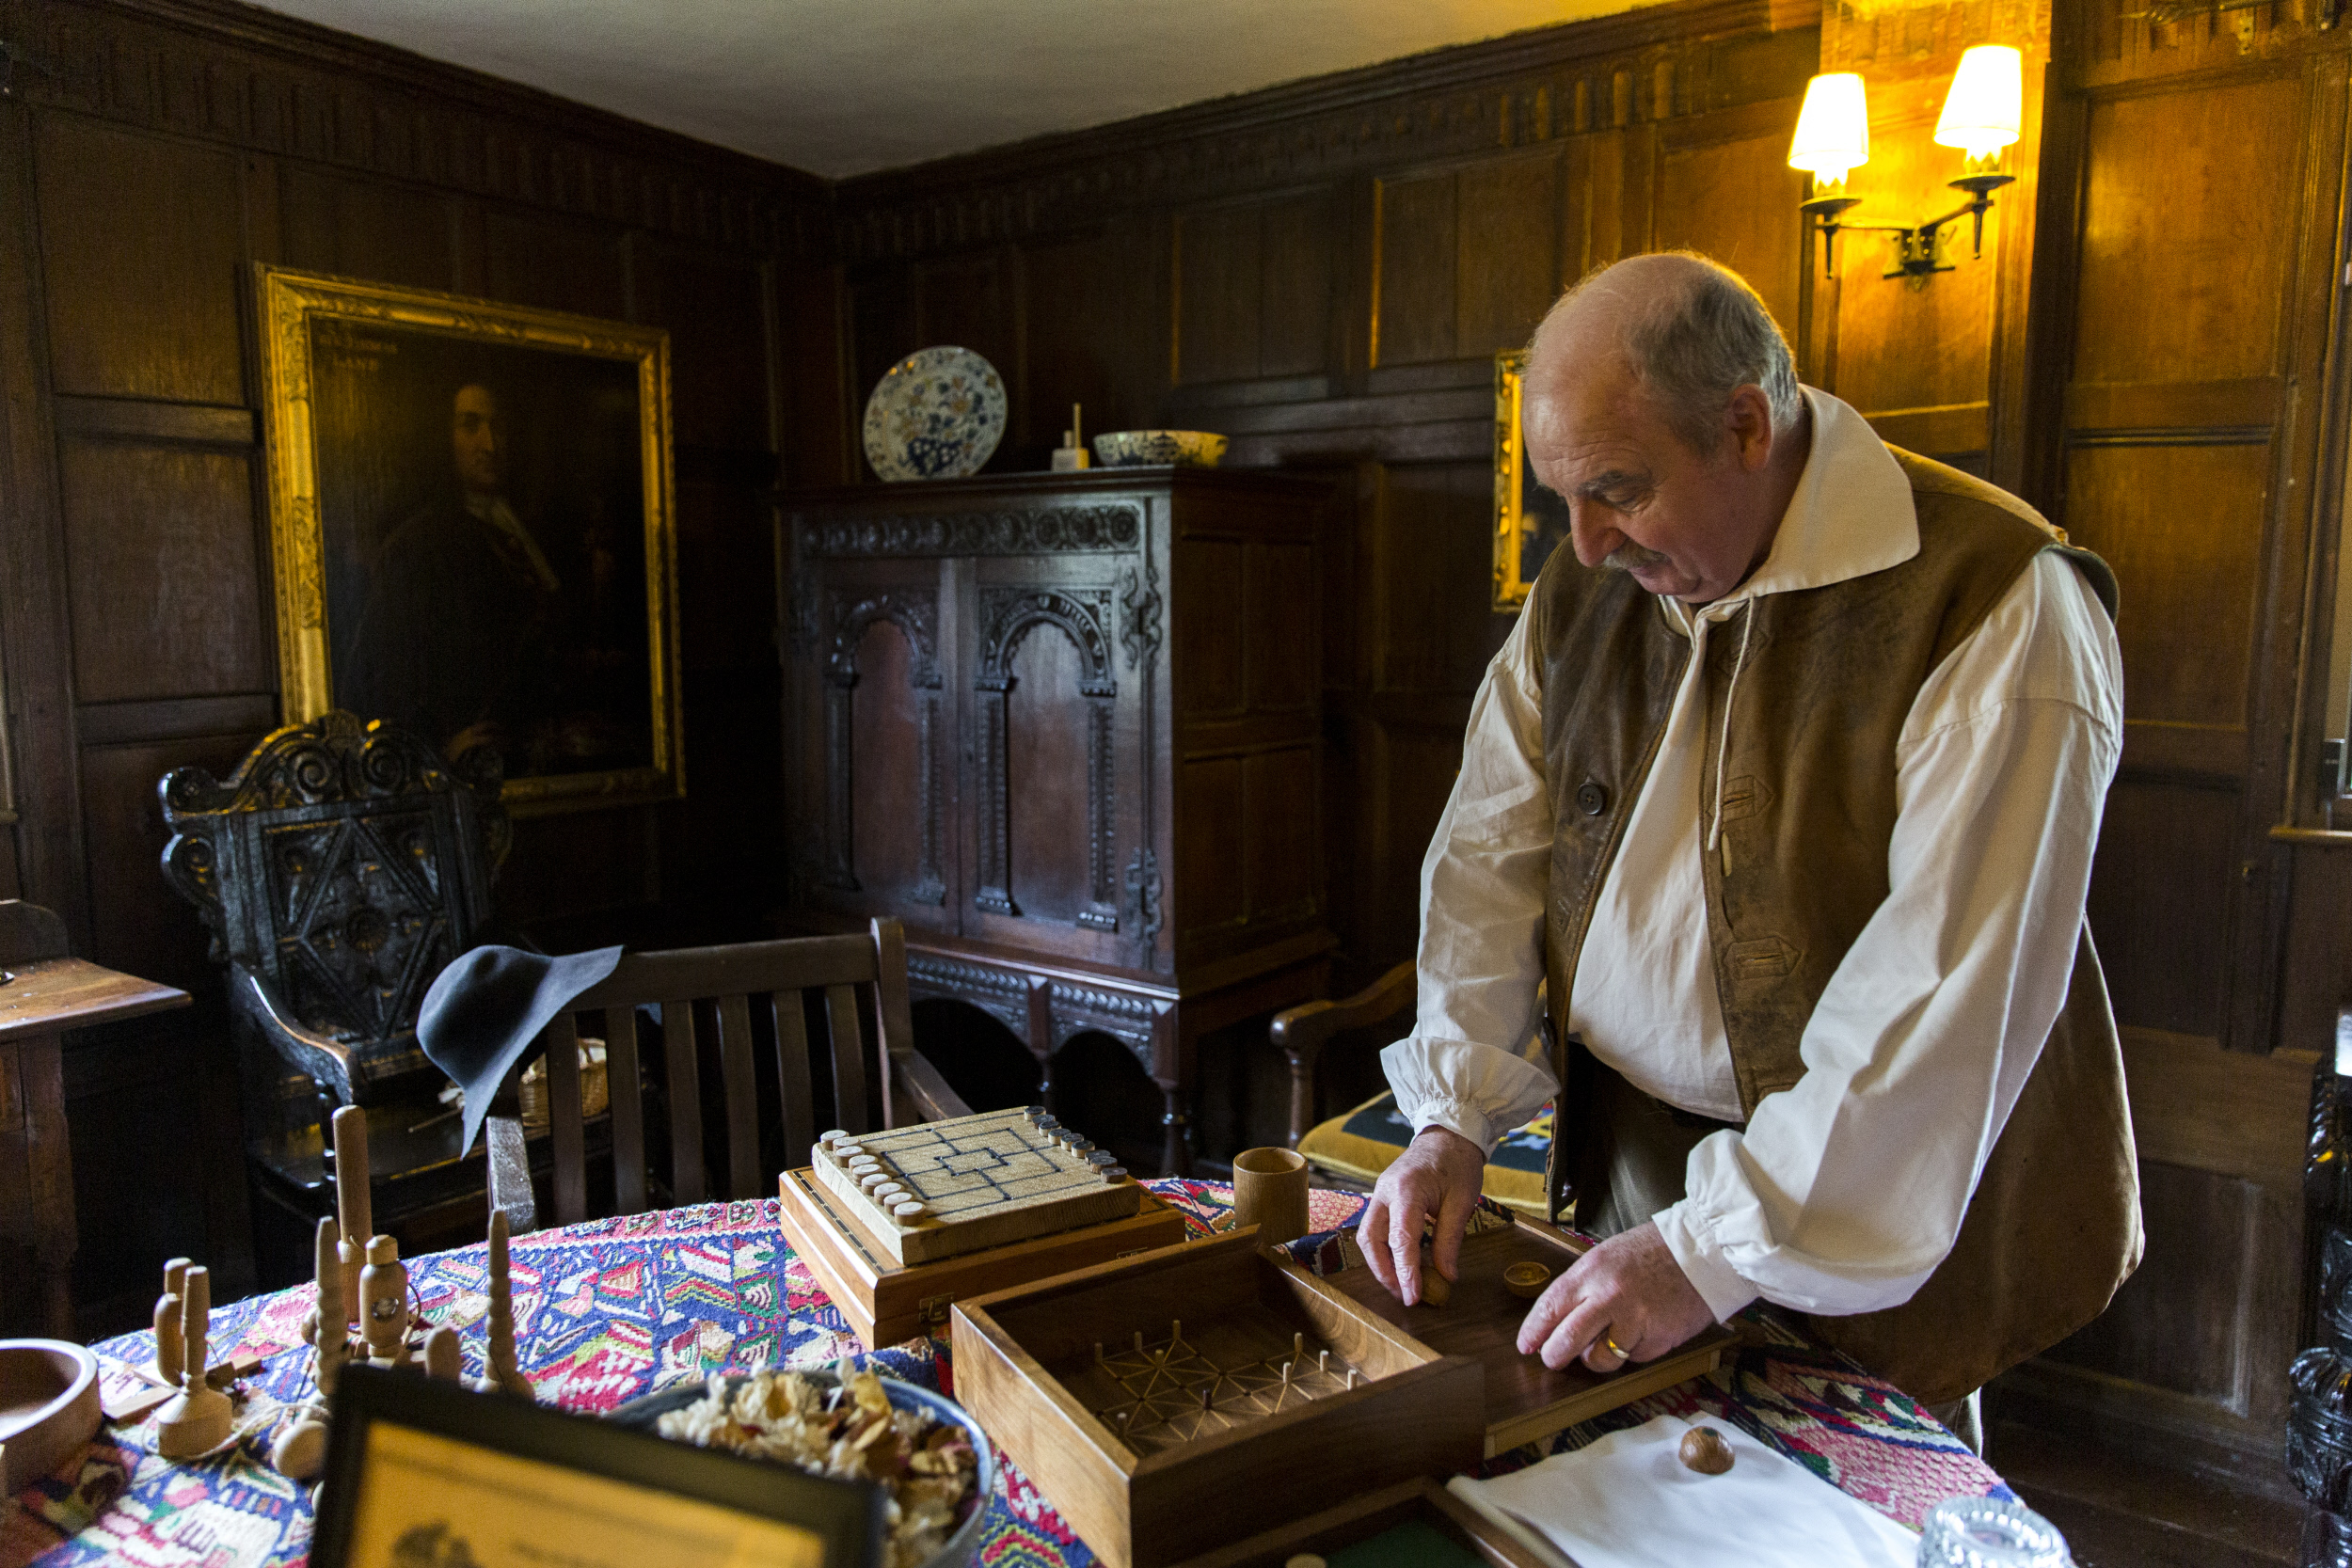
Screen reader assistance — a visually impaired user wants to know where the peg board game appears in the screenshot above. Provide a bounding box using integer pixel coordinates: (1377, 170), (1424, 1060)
(1074, 1322), (1366, 1458)
(812, 1105), (1141, 1264)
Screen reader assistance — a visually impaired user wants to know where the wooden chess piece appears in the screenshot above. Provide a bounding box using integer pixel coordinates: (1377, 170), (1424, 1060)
(479, 1209), (533, 1398)
(151, 1256), (190, 1385)
(331, 1105), (373, 1330)
(313, 1216), (349, 1395)
(359, 1235), (408, 1365)
(422, 1324), (461, 1382)
(155, 1266), (233, 1458)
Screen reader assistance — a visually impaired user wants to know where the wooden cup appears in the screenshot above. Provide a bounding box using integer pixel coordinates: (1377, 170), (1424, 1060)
(1230, 1146), (1311, 1249)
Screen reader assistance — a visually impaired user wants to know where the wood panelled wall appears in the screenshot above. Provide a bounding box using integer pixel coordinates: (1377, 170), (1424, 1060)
(0, 0), (832, 1326)
(820, 1), (1821, 990)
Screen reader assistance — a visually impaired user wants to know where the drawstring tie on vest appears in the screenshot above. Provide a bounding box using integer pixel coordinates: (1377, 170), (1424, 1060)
(1707, 599), (1756, 857)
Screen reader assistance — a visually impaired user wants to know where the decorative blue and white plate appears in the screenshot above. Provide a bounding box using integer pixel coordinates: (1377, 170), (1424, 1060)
(863, 346), (1007, 482)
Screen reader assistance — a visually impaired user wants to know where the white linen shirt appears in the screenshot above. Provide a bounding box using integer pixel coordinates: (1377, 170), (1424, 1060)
(1381, 388), (2122, 1323)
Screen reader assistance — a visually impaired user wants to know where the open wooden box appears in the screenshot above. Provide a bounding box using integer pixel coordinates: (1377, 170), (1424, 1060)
(1168, 1477), (1555, 1568)
(952, 1230), (1486, 1568)
(953, 1219), (1735, 1568)
(778, 1165), (1188, 1346)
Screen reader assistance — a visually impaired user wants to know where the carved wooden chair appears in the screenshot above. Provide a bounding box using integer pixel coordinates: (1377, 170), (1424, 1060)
(158, 710), (517, 1259)
(1272, 961), (1557, 1217)
(487, 918), (973, 1232)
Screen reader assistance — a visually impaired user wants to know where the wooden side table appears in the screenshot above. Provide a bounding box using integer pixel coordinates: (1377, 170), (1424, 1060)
(0, 906), (188, 1337)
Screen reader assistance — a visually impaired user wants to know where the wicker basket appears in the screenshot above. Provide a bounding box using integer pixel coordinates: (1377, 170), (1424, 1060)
(517, 1038), (610, 1131)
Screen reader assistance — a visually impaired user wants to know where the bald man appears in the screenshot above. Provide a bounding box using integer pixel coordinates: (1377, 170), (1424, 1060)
(1359, 253), (2140, 1447)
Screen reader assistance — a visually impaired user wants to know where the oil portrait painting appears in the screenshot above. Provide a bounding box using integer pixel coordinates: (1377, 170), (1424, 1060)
(257, 266), (681, 811)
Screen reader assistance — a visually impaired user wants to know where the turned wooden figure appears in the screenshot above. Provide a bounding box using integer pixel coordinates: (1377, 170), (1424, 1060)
(332, 1105), (373, 1328)
(480, 1209), (532, 1398)
(151, 1256), (190, 1386)
(310, 1216), (350, 1395)
(359, 1235), (407, 1365)
(422, 1324), (461, 1382)
(154, 1265), (233, 1458)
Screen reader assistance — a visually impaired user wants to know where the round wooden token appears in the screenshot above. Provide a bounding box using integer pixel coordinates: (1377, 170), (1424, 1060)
(1678, 1427), (1734, 1474)
(1503, 1260), (1552, 1299)
(892, 1199), (928, 1220)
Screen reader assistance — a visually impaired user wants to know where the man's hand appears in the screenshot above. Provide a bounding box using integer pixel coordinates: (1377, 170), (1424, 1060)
(1357, 1127), (1486, 1305)
(1516, 1220), (1715, 1372)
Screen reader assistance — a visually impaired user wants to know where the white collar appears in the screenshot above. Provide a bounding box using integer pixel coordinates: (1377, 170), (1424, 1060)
(1677, 386), (1916, 626)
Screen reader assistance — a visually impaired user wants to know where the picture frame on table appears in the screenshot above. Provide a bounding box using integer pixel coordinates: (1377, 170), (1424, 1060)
(253, 264), (684, 815)
(1491, 348), (1570, 614)
(312, 1363), (883, 1568)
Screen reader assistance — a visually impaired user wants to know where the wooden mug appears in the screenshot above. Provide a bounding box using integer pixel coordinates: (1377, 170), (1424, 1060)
(1230, 1146), (1311, 1248)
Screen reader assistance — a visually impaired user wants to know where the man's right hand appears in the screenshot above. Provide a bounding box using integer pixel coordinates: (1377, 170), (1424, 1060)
(1357, 1125), (1486, 1306)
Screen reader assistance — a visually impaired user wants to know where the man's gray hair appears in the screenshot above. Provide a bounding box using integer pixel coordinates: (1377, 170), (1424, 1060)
(1533, 253), (1802, 454)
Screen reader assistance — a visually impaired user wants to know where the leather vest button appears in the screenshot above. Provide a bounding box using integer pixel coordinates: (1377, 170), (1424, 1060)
(1576, 781), (1608, 816)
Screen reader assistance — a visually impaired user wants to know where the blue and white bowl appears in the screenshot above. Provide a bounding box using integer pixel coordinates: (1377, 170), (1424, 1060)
(1091, 430), (1229, 468)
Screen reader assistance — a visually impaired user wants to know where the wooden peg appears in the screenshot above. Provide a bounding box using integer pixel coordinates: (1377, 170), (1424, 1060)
(423, 1324), (461, 1382)
(360, 1235), (407, 1364)
(155, 1266), (232, 1458)
(481, 1209), (532, 1398)
(151, 1256), (191, 1386)
(152, 1291), (184, 1387)
(332, 1105), (372, 1325)
(312, 1216), (347, 1395)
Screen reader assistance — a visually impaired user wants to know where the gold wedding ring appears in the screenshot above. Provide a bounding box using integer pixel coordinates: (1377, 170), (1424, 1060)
(1601, 1334), (1629, 1359)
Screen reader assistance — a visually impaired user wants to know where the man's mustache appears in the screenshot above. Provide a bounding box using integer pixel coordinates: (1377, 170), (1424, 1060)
(1601, 541), (1672, 572)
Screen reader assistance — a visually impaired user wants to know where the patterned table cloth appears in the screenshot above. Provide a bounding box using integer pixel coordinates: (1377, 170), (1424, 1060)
(2, 1181), (2010, 1566)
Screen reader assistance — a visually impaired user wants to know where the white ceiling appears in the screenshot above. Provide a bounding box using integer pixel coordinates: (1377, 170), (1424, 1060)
(246, 0), (1663, 179)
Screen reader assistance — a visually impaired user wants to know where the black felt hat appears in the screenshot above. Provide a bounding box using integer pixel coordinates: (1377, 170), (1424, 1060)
(418, 943), (624, 1156)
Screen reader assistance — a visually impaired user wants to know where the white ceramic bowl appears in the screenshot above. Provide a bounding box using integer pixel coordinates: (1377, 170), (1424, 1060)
(1091, 430), (1229, 468)
(0, 1339), (101, 1494)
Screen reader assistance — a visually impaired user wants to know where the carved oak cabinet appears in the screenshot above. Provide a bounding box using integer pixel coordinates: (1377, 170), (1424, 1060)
(779, 468), (1333, 1173)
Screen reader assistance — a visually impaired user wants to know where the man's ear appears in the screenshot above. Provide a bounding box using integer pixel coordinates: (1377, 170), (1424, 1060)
(1725, 385), (1774, 471)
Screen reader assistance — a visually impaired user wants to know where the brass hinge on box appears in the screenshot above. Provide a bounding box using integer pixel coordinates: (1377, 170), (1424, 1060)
(919, 1293), (956, 1327)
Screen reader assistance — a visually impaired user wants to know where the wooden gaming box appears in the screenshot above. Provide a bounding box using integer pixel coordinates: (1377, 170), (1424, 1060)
(952, 1219), (1734, 1568)
(778, 1165), (1187, 1347)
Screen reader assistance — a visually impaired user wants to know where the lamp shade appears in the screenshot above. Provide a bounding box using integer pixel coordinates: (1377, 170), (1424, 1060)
(1788, 73), (1870, 184)
(1935, 46), (2023, 160)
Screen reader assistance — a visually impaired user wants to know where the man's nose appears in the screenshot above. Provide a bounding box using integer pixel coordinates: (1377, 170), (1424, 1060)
(1567, 504), (1620, 568)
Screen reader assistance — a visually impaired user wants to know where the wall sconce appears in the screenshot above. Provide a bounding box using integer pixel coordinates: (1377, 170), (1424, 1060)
(1790, 46), (2023, 283)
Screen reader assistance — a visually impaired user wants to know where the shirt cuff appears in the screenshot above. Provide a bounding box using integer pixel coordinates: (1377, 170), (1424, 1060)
(1380, 1037), (1557, 1159)
(1652, 1196), (1758, 1324)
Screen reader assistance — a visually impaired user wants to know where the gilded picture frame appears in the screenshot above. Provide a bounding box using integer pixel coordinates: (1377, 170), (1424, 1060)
(1491, 348), (1570, 613)
(255, 264), (683, 814)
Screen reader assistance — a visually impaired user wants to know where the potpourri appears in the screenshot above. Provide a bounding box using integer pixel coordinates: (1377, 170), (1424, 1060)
(655, 1360), (980, 1568)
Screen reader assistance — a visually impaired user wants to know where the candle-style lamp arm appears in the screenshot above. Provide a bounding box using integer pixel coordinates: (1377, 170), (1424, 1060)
(1803, 170), (2015, 280)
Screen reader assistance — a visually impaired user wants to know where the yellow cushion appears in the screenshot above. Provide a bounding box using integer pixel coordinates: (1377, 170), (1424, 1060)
(1297, 1090), (1554, 1218)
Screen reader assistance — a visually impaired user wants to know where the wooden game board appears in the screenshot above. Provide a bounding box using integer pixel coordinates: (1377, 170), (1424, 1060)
(1069, 1320), (1366, 1457)
(812, 1105), (1142, 1264)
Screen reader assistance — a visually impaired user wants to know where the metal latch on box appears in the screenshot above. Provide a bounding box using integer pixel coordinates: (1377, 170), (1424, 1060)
(920, 1293), (956, 1326)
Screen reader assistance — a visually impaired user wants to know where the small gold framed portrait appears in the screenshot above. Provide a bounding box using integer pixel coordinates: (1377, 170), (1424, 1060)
(1492, 348), (1571, 614)
(254, 265), (683, 813)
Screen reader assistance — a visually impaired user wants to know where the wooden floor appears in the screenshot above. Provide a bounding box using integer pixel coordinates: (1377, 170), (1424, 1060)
(1994, 1420), (2303, 1567)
